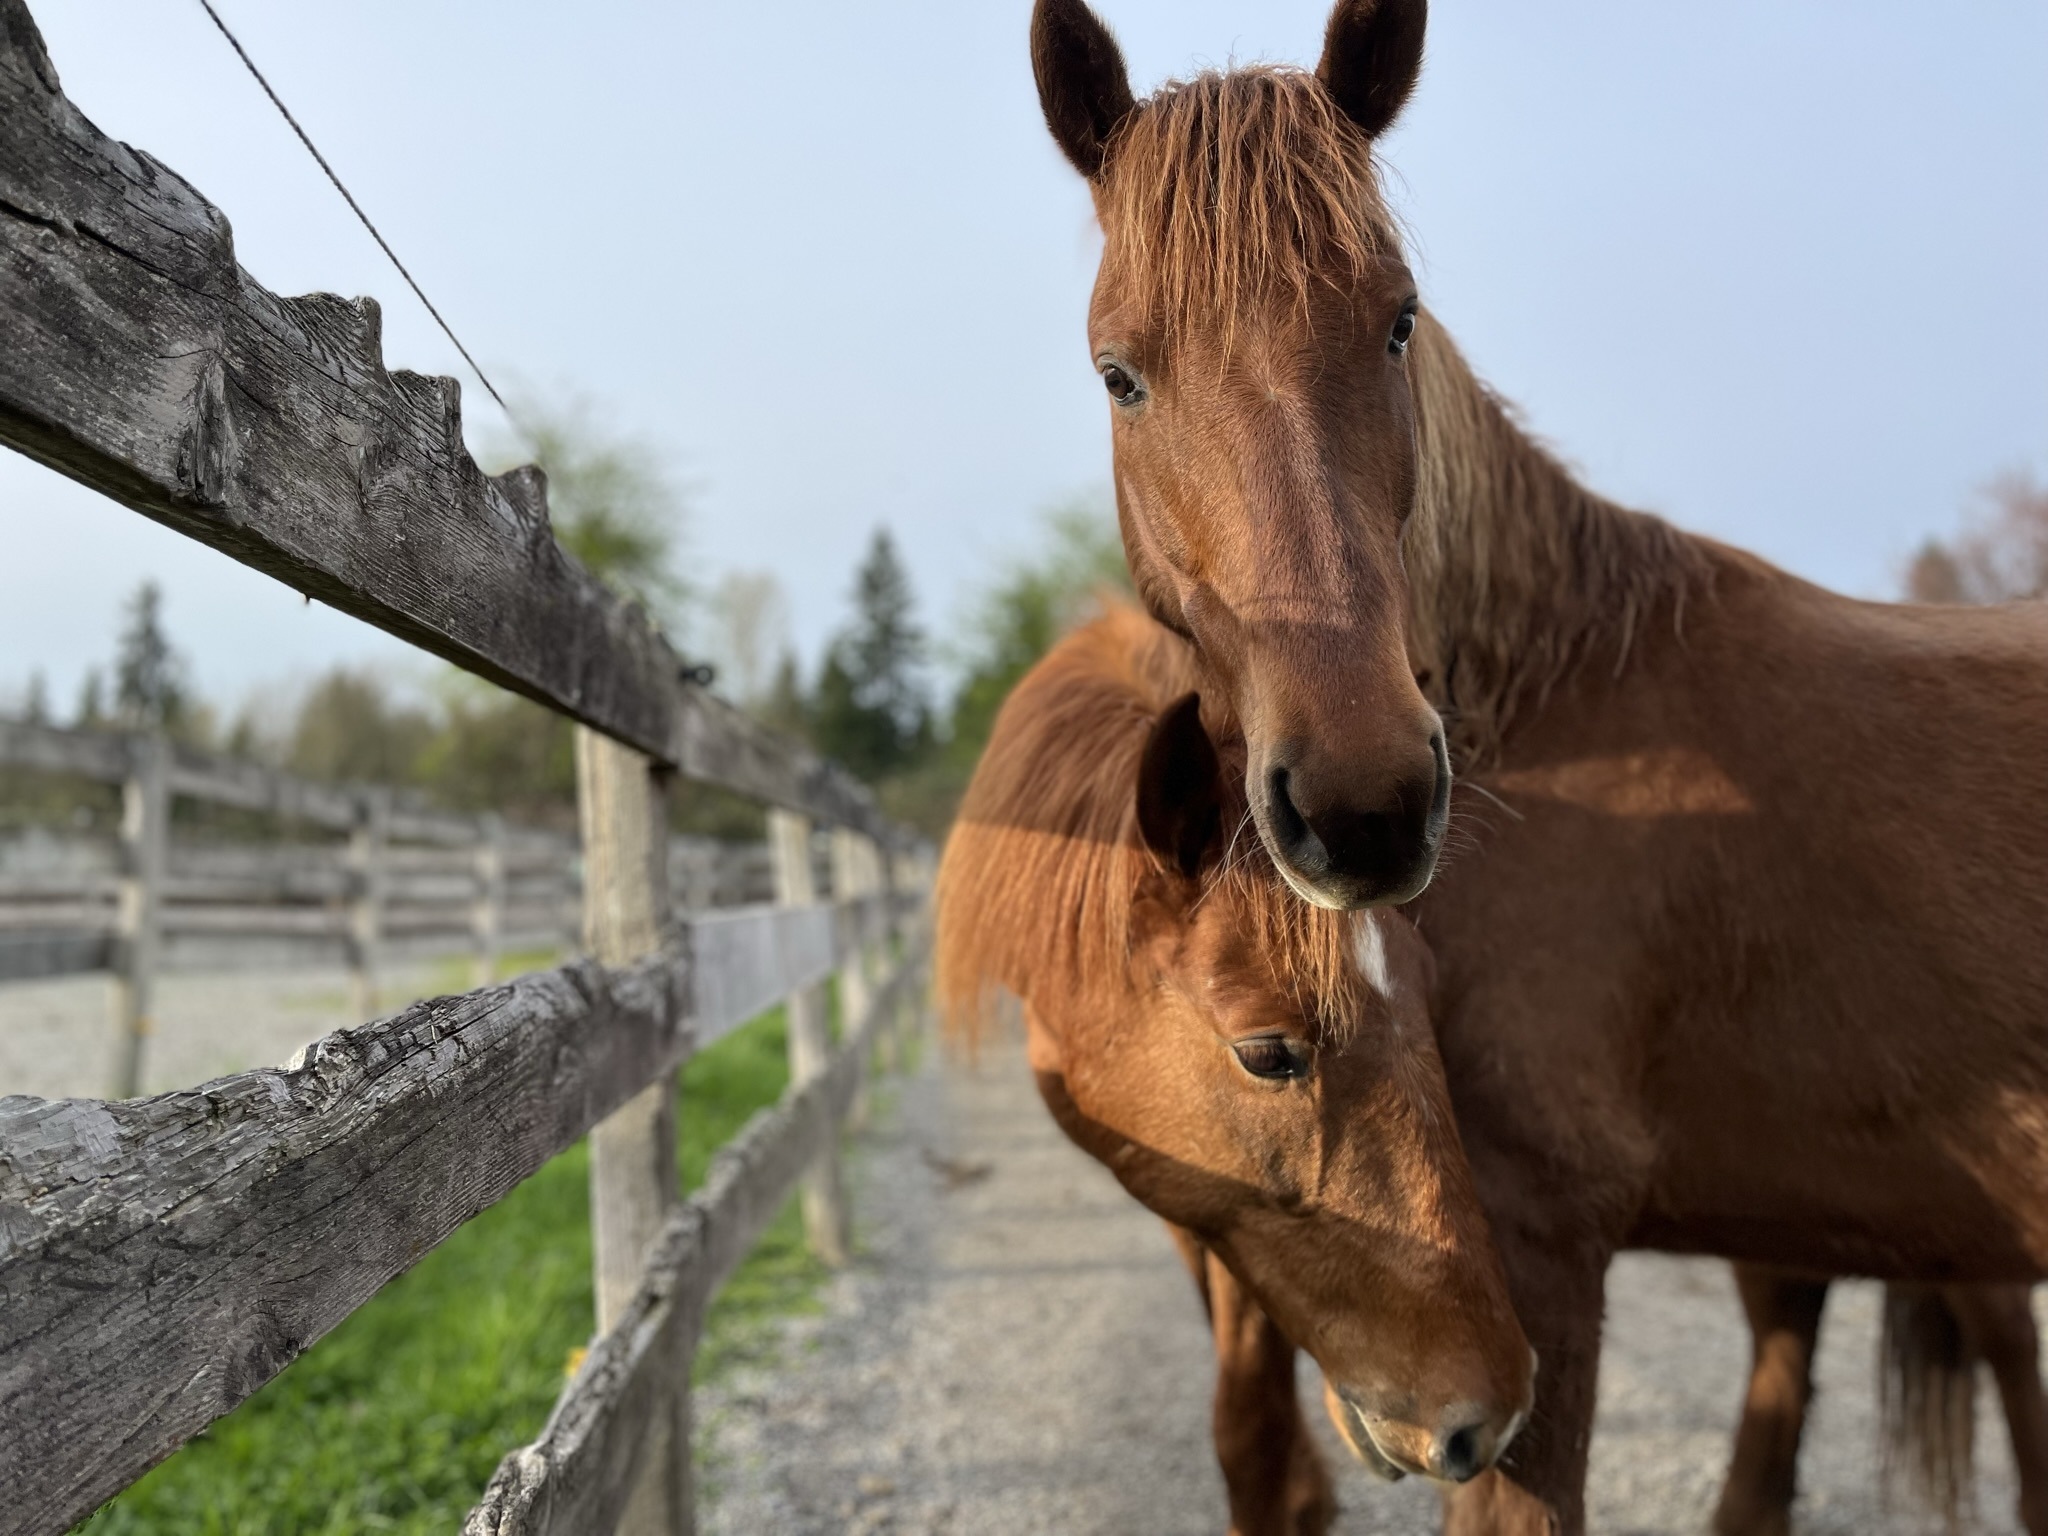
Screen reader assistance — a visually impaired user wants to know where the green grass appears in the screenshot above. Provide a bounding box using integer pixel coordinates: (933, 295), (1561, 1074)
(77, 1000), (828, 1535)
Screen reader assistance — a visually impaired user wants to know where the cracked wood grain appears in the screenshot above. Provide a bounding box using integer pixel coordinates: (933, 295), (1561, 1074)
(0, 947), (688, 1535)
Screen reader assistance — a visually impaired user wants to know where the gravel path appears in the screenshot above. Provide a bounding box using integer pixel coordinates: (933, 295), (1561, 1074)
(698, 1028), (2037, 1535)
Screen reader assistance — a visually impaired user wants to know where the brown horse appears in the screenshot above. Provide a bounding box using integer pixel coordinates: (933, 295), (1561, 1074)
(1028, 2), (2048, 1531)
(934, 606), (1533, 1519)
(1716, 1267), (2048, 1536)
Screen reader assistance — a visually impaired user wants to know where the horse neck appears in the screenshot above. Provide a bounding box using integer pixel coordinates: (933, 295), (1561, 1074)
(1402, 313), (1712, 764)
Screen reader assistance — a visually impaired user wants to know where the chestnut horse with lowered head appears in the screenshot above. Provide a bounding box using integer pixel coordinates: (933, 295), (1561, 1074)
(935, 606), (1532, 1519)
(1030, 2), (2048, 1532)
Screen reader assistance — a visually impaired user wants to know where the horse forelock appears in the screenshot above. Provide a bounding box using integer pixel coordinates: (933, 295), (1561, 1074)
(934, 606), (1373, 1053)
(1093, 65), (1401, 342)
(1084, 60), (1714, 773)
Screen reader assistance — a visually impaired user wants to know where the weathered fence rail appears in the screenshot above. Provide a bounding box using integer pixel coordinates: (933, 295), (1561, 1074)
(0, 3), (932, 1532)
(0, 891), (921, 1531)
(0, 714), (780, 976)
(465, 924), (928, 1536)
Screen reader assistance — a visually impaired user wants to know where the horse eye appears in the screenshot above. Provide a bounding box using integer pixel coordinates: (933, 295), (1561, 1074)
(1232, 1036), (1310, 1082)
(1388, 309), (1417, 356)
(1101, 363), (1144, 405)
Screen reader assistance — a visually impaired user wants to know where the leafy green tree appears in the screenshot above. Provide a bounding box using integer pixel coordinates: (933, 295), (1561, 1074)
(490, 393), (694, 628)
(413, 682), (577, 830)
(286, 669), (435, 786)
(865, 496), (1129, 836)
(810, 651), (893, 781)
(811, 529), (933, 782)
(113, 581), (187, 734)
(945, 497), (1130, 774)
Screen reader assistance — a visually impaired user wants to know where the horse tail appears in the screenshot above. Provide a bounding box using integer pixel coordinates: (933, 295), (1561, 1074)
(1880, 1282), (1979, 1532)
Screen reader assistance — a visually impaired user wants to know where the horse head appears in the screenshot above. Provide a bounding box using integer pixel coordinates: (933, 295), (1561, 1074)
(936, 610), (1532, 1482)
(1033, 0), (1447, 910)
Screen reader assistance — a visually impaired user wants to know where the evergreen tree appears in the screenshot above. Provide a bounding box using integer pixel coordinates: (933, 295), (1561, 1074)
(810, 649), (894, 780)
(810, 529), (932, 781)
(759, 652), (811, 742)
(112, 582), (186, 733)
(23, 671), (48, 726)
(75, 670), (106, 729)
(945, 499), (1130, 773)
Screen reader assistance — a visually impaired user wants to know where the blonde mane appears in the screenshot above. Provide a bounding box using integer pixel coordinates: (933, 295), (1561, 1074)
(1094, 66), (1400, 342)
(1404, 316), (1717, 764)
(935, 607), (1370, 1048)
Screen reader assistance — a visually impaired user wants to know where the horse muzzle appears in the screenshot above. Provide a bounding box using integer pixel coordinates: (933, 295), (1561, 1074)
(1323, 1380), (1528, 1485)
(1255, 727), (1451, 911)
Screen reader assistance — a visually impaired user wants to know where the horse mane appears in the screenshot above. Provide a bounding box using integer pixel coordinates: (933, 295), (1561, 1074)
(1404, 315), (1717, 765)
(1095, 65), (1400, 343)
(935, 605), (1370, 1049)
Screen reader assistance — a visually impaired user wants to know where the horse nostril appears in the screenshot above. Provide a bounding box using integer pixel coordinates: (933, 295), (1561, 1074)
(1433, 1421), (1487, 1483)
(1427, 731), (1452, 824)
(1265, 764), (1311, 849)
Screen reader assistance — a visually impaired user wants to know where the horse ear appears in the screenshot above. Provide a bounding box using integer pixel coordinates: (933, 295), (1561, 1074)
(1031, 0), (1136, 179)
(1136, 692), (1223, 880)
(1316, 0), (1427, 140)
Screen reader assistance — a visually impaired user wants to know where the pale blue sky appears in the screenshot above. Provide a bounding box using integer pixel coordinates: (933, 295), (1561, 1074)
(1, 0), (2042, 718)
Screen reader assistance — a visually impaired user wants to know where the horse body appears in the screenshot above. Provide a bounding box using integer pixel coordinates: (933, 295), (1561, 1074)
(1424, 543), (2048, 1282)
(1402, 317), (2048, 1531)
(1027, 2), (2048, 1527)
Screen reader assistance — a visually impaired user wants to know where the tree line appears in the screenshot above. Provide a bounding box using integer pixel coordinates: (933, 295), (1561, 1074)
(4, 399), (1130, 841)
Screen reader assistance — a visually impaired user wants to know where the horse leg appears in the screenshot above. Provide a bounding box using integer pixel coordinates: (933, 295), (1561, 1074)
(1441, 1228), (1610, 1536)
(1165, 1223), (1337, 1536)
(1711, 1264), (1829, 1536)
(1946, 1283), (2048, 1536)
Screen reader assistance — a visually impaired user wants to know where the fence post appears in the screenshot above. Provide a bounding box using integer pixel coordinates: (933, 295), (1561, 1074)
(347, 791), (388, 1020)
(471, 813), (506, 988)
(575, 725), (687, 1535)
(768, 809), (849, 1266)
(831, 827), (877, 1127)
(110, 732), (167, 1099)
(890, 842), (928, 1050)
(870, 835), (903, 1072)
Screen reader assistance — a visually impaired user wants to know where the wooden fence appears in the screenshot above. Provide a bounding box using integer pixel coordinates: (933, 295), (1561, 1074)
(0, 715), (790, 1096)
(0, 4), (931, 1532)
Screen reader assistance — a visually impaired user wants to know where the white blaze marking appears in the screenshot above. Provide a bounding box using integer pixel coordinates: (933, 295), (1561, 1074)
(1352, 913), (1394, 1001)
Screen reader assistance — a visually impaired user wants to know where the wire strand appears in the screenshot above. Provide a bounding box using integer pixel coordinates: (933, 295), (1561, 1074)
(193, 0), (521, 433)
